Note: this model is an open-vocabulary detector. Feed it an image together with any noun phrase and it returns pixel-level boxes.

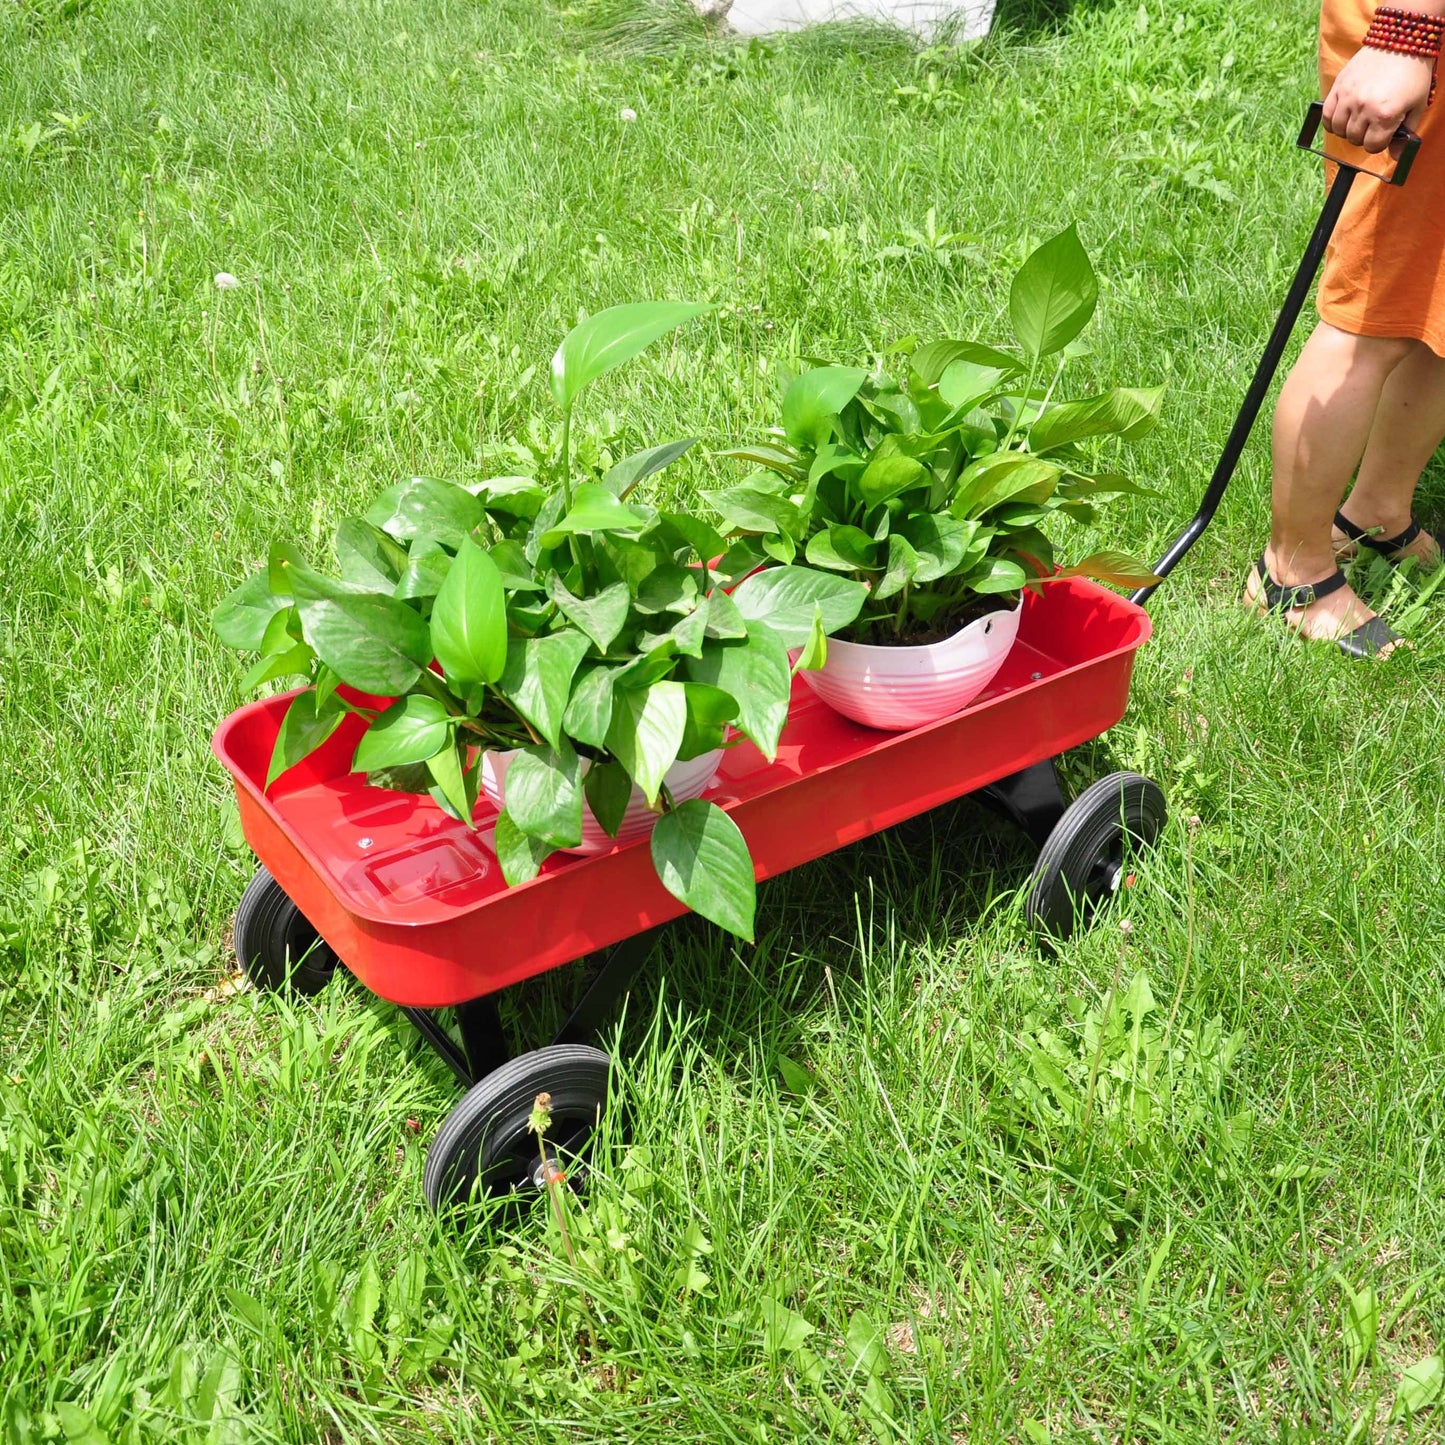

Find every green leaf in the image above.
[719,443,807,480]
[364,476,485,548]
[730,565,867,648]
[911,339,1019,386]
[606,682,687,807]
[289,568,432,694]
[662,600,709,659]
[856,441,929,507]
[268,540,308,596]
[897,514,980,585]
[487,538,542,591]
[470,475,545,518]
[651,800,755,940]
[967,557,1028,594]
[213,570,290,650]
[678,682,737,760]
[1052,550,1163,587]
[394,545,452,601]
[1010,224,1099,360]
[685,624,791,761]
[1028,386,1166,453]
[563,665,616,749]
[760,1296,814,1354]
[550,301,709,412]
[634,563,699,616]
[1392,1356,1444,1422]
[952,453,1061,518]
[703,587,748,640]
[425,739,478,823]
[496,629,593,750]
[658,511,727,567]
[336,518,409,590]
[776,1055,814,1095]
[781,365,870,448]
[805,525,880,573]
[493,809,551,884]
[1344,1285,1378,1377]
[352,695,452,773]
[540,484,649,547]
[702,485,804,538]
[791,605,828,674]
[267,689,345,788]
[583,760,632,838]
[874,534,920,601]
[503,743,583,849]
[430,538,507,687]
[240,642,314,691]
[550,576,631,652]
[603,438,698,497]
[937,358,1011,412]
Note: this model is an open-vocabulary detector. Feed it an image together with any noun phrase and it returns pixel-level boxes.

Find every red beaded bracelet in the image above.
[1364,6,1445,59]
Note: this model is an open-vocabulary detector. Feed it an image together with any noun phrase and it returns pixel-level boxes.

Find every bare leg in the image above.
[1246,321,1415,646]
[1336,340,1445,564]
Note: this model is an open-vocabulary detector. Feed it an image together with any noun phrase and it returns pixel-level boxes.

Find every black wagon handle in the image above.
[1129,105,1421,606]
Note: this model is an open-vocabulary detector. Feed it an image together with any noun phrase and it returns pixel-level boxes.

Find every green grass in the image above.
[5,0,1445,1438]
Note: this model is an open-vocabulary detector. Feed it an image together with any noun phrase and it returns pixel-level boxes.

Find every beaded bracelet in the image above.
[1364,6,1445,59]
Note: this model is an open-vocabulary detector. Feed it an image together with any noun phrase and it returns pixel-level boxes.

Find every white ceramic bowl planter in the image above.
[481,749,725,855]
[799,597,1022,731]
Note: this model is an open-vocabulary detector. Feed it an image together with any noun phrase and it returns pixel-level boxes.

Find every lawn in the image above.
[5,0,1445,1438]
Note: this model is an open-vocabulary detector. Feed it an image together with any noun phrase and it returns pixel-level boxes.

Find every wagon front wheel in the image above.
[424,1044,612,1212]
[233,867,338,995]
[1025,772,1166,941]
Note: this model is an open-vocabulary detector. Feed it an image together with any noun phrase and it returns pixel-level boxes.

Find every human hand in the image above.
[1323,46,1432,151]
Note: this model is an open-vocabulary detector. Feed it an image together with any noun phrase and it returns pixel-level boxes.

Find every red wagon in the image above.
[213,113,1413,1209]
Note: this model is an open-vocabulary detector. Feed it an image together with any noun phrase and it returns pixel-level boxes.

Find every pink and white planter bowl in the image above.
[480,748,725,855]
[799,597,1022,731]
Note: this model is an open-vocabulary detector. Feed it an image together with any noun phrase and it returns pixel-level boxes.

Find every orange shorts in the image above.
[1319,0,1445,355]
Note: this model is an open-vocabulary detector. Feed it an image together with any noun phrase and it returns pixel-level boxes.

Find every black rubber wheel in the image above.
[424,1044,611,1212]
[232,867,338,995]
[1024,772,1166,941]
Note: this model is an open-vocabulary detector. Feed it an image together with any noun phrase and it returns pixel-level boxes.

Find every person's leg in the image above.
[1246,320,1415,644]
[1335,340,1445,563]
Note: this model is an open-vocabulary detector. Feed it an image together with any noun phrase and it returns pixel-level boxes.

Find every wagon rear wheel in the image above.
[1025,772,1166,942]
[424,1045,611,1212]
[233,867,338,995]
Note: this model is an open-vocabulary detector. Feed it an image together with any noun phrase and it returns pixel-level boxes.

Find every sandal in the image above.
[1334,511,1444,566]
[1251,552,1401,660]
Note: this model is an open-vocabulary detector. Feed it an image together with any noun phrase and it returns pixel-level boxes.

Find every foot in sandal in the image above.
[1333,509,1444,568]
[1244,547,1403,659]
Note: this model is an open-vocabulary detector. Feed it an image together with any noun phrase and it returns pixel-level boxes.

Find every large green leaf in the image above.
[267,689,345,788]
[550,301,709,412]
[791,606,828,674]
[718,443,807,480]
[651,800,756,941]
[493,810,552,885]
[364,476,484,548]
[550,576,631,653]
[873,534,920,601]
[703,587,748,640]
[966,557,1028,594]
[678,683,737,760]
[352,695,452,773]
[952,454,1061,518]
[426,739,478,823]
[685,624,791,761]
[781,366,869,449]
[288,567,432,694]
[213,571,290,650]
[855,442,929,507]
[496,629,593,750]
[335,518,408,591]
[540,483,649,546]
[897,514,980,585]
[583,760,633,839]
[605,681,687,807]
[730,566,868,649]
[429,539,507,687]
[563,664,616,749]
[240,642,314,691]
[469,475,545,519]
[394,544,452,601]
[1009,224,1098,361]
[658,511,727,568]
[701,486,804,538]
[1028,386,1165,453]
[1051,550,1163,587]
[910,340,1019,387]
[503,742,583,849]
[805,525,881,573]
[603,438,698,498]
[937,359,1011,413]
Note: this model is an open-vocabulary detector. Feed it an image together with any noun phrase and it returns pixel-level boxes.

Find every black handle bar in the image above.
[1129,105,1421,606]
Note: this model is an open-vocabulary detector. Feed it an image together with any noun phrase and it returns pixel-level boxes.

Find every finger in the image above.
[1363,115,1398,152]
[1345,108,1372,147]
[1322,87,1341,131]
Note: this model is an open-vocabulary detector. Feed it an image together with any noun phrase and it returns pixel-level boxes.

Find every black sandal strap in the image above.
[1335,511,1423,555]
[1254,553,1349,613]
[1337,614,1402,659]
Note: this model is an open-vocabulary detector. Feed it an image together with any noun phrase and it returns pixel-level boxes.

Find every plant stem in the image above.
[1000,354,1040,454]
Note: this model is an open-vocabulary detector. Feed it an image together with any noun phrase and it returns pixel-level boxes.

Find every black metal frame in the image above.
[977,757,1068,848]
[1129,105,1421,607]
[402,927,665,1091]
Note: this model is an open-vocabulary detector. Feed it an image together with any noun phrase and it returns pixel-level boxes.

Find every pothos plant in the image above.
[706,226,1163,645]
[214,303,865,941]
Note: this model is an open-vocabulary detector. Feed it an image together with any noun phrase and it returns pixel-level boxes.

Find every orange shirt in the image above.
[1318,0,1445,354]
